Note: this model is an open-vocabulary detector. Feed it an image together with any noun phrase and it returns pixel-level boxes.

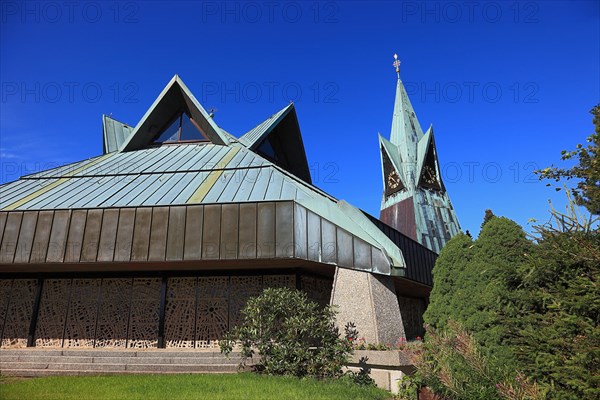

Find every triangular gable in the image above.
[415,126,432,181]
[379,134,406,186]
[240,103,312,184]
[238,104,291,147]
[102,115,133,154]
[119,75,229,151]
[416,126,444,191]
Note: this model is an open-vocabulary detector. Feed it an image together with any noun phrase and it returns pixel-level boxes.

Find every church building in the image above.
[0,58,458,355]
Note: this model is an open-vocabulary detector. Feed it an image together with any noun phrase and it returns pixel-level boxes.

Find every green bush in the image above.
[219,287,357,381]
[424,216,533,369]
[419,105,600,399]
[505,204,600,400]
[422,206,599,399]
[410,322,545,400]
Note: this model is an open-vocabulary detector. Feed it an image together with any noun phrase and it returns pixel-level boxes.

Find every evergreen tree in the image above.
[424,217,531,368]
[539,104,600,215]
[522,104,600,398]
[467,217,531,366]
[424,233,473,329]
[480,209,496,230]
[420,104,599,399]
[505,203,599,399]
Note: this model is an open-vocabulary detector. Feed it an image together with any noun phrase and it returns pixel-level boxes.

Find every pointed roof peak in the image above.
[239,103,311,184]
[390,74,423,147]
[239,103,294,147]
[118,75,230,151]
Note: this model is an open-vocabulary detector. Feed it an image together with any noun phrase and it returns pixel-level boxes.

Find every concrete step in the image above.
[0,348,253,377]
[1,355,242,365]
[0,349,239,357]
[1,362,244,373]
[1,355,95,363]
[0,349,65,356]
[1,369,241,377]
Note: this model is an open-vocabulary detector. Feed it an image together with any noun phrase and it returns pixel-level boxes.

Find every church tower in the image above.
[379,55,460,253]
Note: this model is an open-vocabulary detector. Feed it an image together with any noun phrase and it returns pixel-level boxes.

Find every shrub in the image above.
[505,200,600,399]
[409,322,545,400]
[219,287,356,381]
[424,217,533,369]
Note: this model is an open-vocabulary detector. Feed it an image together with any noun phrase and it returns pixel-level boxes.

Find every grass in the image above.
[0,373,392,400]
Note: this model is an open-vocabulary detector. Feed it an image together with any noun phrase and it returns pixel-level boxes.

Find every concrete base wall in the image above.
[330,267,405,345]
[346,350,415,394]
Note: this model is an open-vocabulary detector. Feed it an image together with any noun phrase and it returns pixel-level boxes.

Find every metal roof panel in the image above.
[0,179,57,208]
[108,174,162,207]
[247,168,272,201]
[103,115,133,154]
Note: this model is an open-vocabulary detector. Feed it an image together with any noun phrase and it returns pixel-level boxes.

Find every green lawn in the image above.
[0,373,391,400]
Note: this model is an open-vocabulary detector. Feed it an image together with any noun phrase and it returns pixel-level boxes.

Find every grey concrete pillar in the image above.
[330,267,405,345]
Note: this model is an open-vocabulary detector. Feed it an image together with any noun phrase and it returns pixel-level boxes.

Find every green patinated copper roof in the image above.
[103,115,133,154]
[0,74,425,276]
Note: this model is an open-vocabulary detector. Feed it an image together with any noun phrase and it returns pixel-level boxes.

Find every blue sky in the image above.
[1,0,598,236]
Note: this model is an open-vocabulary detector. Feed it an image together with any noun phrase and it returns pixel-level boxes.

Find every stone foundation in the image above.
[330,267,405,344]
[346,350,415,394]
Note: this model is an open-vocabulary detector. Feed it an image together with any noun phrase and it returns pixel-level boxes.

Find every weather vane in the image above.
[393,53,401,79]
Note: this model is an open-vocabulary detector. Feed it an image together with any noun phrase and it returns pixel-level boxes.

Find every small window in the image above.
[257,138,278,161]
[180,113,204,141]
[155,116,181,143]
[153,111,208,144]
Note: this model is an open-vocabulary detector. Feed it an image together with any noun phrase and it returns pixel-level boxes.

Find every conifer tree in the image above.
[480,209,495,230]
[423,233,473,329]
[539,104,600,215]
[506,222,599,399]
[424,216,531,368]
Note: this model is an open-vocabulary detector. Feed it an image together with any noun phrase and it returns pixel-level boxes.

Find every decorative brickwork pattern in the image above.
[1,279,37,348]
[229,276,262,329]
[35,279,71,347]
[264,275,295,290]
[196,277,229,348]
[0,280,13,345]
[127,278,161,349]
[165,277,197,348]
[63,279,101,347]
[397,296,426,340]
[301,275,333,307]
[0,273,311,348]
[95,278,132,348]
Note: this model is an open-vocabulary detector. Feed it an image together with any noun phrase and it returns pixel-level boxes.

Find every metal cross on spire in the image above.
[393,53,401,79]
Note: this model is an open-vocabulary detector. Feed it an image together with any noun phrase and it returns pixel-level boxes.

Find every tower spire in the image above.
[393,53,401,80]
[380,56,461,253]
